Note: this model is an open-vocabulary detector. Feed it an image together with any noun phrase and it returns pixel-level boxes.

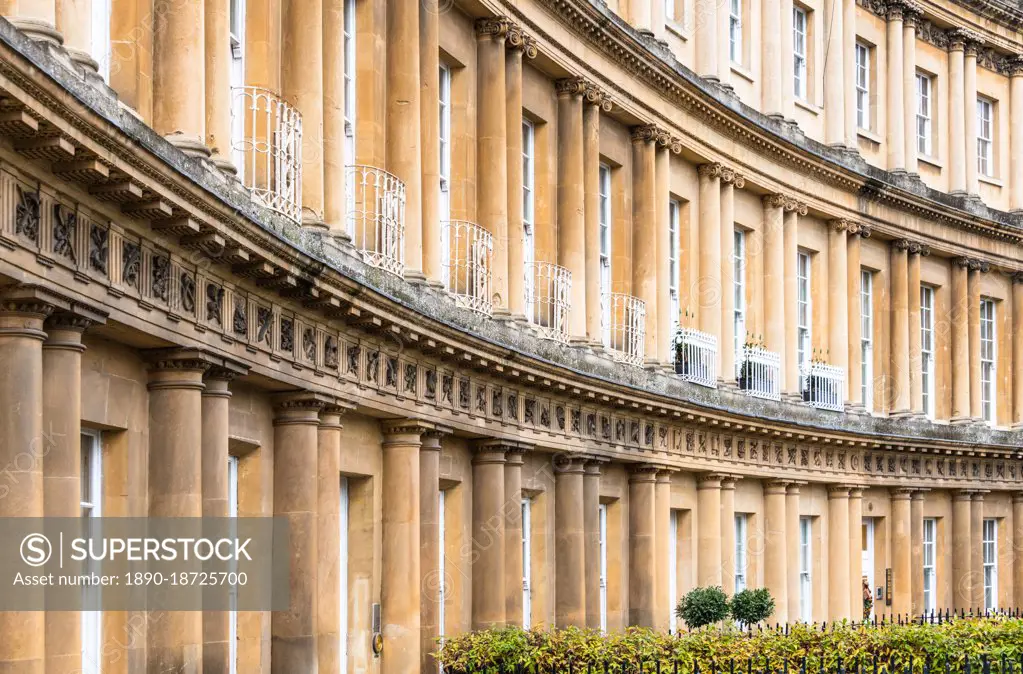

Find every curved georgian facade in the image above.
[0,0,1022,671]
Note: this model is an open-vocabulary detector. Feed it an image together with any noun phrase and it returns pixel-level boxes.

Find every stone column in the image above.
[890,240,911,415]
[823,0,845,147]
[583,85,609,346]
[761,0,783,118]
[654,470,673,631]
[556,78,587,342]
[890,488,912,617]
[847,225,866,409]
[952,490,973,611]
[783,201,804,395]
[780,0,795,120]
[323,0,348,235]
[763,194,786,375]
[380,419,431,674]
[910,491,924,616]
[720,170,743,381]
[656,143,673,364]
[697,475,723,587]
[1013,275,1023,426]
[848,488,863,621]
[1013,493,1023,606]
[720,476,737,597]
[204,0,234,173]
[1010,59,1023,211]
[828,221,849,400]
[695,0,719,82]
[203,367,246,673]
[471,440,508,629]
[555,456,586,627]
[828,486,851,620]
[949,33,968,195]
[631,0,653,34]
[633,126,660,362]
[146,350,211,673]
[968,261,985,421]
[970,493,985,610]
[505,29,533,319]
[903,8,920,175]
[152,0,209,157]
[43,310,99,674]
[951,258,971,422]
[908,245,925,415]
[844,0,858,148]
[8,0,61,42]
[56,0,95,70]
[476,17,509,310]
[629,465,658,627]
[504,445,528,628]
[317,403,351,674]
[583,459,603,629]
[765,481,789,624]
[386,0,423,261]
[420,429,444,673]
[271,393,325,673]
[786,484,802,622]
[697,164,722,352]
[965,38,980,197]
[420,0,442,274]
[885,1,905,171]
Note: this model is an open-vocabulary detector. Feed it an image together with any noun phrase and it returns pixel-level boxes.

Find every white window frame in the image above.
[977,97,994,178]
[522,119,536,275]
[228,455,240,674]
[980,298,996,424]
[916,73,932,156]
[860,269,873,413]
[799,516,812,622]
[598,164,612,347]
[797,251,812,383]
[669,200,680,336]
[855,42,870,130]
[91,0,111,81]
[343,0,356,165]
[81,430,103,674]
[982,518,997,611]
[521,497,532,628]
[340,475,349,674]
[920,286,935,419]
[733,229,746,374]
[668,510,678,632]
[229,0,247,173]
[793,7,808,100]
[922,517,936,615]
[729,0,742,64]
[598,504,608,632]
[438,65,452,225]
[665,0,679,23]
[734,514,748,592]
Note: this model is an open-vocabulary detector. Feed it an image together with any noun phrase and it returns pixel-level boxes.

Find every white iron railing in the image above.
[525,261,572,342]
[737,346,782,401]
[442,220,493,316]
[801,362,845,411]
[601,293,646,366]
[346,165,406,277]
[671,328,718,388]
[231,86,302,223]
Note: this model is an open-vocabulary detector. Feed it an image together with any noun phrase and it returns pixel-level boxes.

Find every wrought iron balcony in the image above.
[231,86,302,224]
[601,293,646,367]
[346,165,406,277]
[737,345,782,401]
[671,327,718,388]
[801,361,845,411]
[524,261,572,343]
[442,219,493,316]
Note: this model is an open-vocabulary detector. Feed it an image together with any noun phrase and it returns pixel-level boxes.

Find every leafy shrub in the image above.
[730,588,775,627]
[675,586,730,629]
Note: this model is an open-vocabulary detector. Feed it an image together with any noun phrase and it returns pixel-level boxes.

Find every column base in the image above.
[569,336,593,351]
[65,47,99,74]
[889,409,913,418]
[949,415,974,425]
[210,155,239,178]
[301,213,328,231]
[165,134,213,159]
[403,270,428,284]
[845,403,868,415]
[9,17,63,46]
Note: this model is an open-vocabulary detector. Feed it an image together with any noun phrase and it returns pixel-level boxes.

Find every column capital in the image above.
[902,3,923,27]
[908,241,931,256]
[145,347,224,374]
[891,487,914,500]
[697,162,724,179]
[631,123,664,145]
[318,399,358,429]
[696,472,733,489]
[970,490,988,502]
[783,197,808,215]
[43,301,107,350]
[584,456,609,476]
[381,418,435,439]
[656,467,677,484]
[471,439,512,465]
[204,357,250,383]
[948,28,984,55]
[555,77,588,97]
[827,484,851,499]
[0,283,74,324]
[893,238,912,251]
[1011,272,1023,284]
[1013,492,1023,504]
[953,489,975,502]
[475,16,510,40]
[505,24,538,59]
[762,193,788,209]
[420,425,453,452]
[786,482,805,495]
[553,453,588,474]
[968,258,990,273]
[1006,55,1023,77]
[720,474,739,489]
[720,167,745,188]
[954,256,973,269]
[583,83,614,112]
[628,462,661,482]
[885,0,907,21]
[273,391,332,425]
[829,218,853,233]
[848,487,864,499]
[910,489,927,501]
[765,480,791,495]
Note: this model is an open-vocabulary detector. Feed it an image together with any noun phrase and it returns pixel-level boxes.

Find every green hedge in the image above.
[435,618,1023,673]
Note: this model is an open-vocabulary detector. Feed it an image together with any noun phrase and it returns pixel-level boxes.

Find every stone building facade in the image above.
[0,0,1022,672]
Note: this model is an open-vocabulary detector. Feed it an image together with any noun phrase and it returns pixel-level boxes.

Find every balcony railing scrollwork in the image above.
[524,261,572,342]
[346,165,406,277]
[231,86,303,224]
[671,327,718,388]
[801,362,845,412]
[442,220,493,316]
[601,293,646,367]
[737,346,782,401]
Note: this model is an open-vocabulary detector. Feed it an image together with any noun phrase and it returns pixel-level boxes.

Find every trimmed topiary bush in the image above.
[675,586,730,629]
[730,587,775,627]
